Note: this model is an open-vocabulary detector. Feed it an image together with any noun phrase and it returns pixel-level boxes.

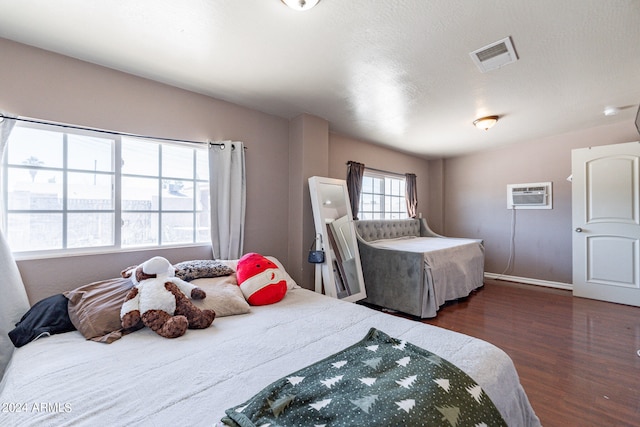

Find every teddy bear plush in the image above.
[120,256,215,338]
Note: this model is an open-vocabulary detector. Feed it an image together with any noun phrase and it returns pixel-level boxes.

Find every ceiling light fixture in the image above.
[281,0,320,11]
[603,106,619,116]
[473,115,499,131]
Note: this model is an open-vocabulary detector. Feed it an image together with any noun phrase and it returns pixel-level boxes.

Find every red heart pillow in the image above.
[236,253,288,305]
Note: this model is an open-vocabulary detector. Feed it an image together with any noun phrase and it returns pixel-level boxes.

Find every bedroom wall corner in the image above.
[442,120,638,285]
[287,114,329,290]
[426,158,445,234]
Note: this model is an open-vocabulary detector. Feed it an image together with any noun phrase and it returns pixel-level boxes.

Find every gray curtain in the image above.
[0,115,31,379]
[405,173,418,218]
[346,161,365,220]
[209,141,246,260]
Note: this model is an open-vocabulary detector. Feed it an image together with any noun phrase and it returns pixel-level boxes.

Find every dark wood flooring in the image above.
[407,279,640,426]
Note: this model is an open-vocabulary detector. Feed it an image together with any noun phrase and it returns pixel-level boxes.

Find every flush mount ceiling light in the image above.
[473,115,499,131]
[603,106,620,116]
[281,0,320,11]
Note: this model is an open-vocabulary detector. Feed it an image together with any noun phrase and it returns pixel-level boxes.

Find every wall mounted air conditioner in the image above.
[507,182,552,209]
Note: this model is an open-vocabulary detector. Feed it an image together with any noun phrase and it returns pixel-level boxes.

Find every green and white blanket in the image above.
[222,328,506,427]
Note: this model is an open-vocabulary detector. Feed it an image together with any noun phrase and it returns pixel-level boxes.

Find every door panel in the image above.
[587,236,637,287]
[572,141,640,306]
[587,156,638,223]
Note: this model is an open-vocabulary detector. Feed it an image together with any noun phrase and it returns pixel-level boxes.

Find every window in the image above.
[2,122,210,255]
[358,171,408,219]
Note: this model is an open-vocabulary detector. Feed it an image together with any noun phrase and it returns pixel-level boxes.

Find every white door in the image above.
[572,141,640,306]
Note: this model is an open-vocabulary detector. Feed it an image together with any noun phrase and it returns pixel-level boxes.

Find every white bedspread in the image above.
[0,288,539,427]
[370,237,485,317]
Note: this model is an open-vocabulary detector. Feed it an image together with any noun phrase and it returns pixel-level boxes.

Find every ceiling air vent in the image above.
[470,36,518,73]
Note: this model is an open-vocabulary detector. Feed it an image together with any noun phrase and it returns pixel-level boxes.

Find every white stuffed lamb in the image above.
[120,256,215,338]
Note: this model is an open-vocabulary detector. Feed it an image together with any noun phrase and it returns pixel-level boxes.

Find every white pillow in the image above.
[190,275,250,317]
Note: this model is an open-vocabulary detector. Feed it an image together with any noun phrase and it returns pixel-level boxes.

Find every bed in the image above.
[0,261,539,427]
[355,219,485,318]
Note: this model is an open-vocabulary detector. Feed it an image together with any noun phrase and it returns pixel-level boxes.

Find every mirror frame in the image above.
[308,176,367,302]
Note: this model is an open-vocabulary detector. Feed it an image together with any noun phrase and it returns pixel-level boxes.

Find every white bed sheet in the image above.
[0,288,539,427]
[370,237,485,317]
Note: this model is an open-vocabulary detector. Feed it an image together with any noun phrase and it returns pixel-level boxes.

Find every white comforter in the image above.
[0,288,540,427]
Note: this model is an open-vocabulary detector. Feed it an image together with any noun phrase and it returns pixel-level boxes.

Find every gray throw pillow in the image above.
[174,260,235,282]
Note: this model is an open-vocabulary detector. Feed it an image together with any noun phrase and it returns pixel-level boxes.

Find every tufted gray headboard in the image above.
[354,218,441,242]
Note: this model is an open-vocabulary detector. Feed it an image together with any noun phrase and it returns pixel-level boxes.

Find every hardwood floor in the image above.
[412,279,640,427]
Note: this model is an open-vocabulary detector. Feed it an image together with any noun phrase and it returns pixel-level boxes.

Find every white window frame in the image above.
[358,170,408,220]
[2,122,210,257]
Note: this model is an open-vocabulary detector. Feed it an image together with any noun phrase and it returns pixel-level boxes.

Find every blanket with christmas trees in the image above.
[222,328,506,427]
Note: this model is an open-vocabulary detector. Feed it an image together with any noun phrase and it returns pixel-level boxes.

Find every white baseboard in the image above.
[484,272,573,291]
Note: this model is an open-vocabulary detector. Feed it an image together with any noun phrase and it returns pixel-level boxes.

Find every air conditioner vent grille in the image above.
[512,194,545,205]
[513,186,546,192]
[507,182,552,210]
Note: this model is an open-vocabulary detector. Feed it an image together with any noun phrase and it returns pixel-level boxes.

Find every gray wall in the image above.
[288,114,330,291]
[3,36,639,300]
[2,38,430,301]
[0,38,291,302]
[439,121,638,284]
[328,133,434,228]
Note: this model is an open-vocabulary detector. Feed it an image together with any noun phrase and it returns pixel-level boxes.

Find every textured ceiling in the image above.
[0,0,639,158]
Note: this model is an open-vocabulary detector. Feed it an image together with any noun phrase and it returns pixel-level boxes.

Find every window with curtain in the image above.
[358,171,408,219]
[2,122,210,255]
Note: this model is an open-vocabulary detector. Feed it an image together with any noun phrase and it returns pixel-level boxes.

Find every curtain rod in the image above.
[0,113,228,148]
[346,161,405,178]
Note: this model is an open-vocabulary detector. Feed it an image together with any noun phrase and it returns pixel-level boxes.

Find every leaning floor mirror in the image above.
[308,176,367,302]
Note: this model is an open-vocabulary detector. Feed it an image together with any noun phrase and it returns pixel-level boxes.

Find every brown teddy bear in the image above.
[120,256,215,338]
